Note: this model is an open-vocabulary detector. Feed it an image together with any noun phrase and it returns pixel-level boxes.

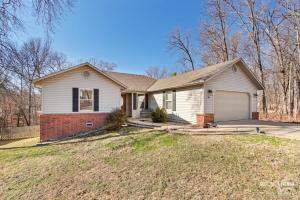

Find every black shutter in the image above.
[163,91,166,108]
[145,94,148,109]
[94,89,99,111]
[133,93,137,110]
[72,88,79,112]
[172,90,176,111]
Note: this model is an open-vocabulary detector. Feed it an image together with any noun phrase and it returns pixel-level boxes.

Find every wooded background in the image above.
[1,0,300,128]
[152,0,300,122]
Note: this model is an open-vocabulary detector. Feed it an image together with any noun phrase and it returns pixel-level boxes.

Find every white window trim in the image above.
[165,91,173,110]
[79,88,94,112]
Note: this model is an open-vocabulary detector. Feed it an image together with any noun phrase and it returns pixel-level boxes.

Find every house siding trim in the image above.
[41,66,122,114]
[149,85,204,124]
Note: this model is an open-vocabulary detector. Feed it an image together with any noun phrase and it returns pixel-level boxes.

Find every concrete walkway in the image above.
[217,120,300,140]
[127,118,191,129]
[128,118,300,140]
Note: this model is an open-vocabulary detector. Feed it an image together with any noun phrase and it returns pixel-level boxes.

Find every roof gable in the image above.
[34,58,264,91]
[147,58,264,91]
[203,59,264,90]
[33,63,127,88]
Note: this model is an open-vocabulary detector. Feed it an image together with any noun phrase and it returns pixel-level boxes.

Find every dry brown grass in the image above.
[260,111,300,124]
[1,129,300,199]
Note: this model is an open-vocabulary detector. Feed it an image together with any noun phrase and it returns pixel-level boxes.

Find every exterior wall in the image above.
[41,66,122,114]
[149,86,204,124]
[204,64,258,117]
[252,112,259,120]
[196,114,214,126]
[40,113,107,142]
[149,92,163,110]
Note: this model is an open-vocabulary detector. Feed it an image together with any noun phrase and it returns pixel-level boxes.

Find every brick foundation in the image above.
[196,114,214,126]
[252,112,259,120]
[40,113,108,142]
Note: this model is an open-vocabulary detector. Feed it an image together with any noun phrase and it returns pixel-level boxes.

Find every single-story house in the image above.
[34,58,264,141]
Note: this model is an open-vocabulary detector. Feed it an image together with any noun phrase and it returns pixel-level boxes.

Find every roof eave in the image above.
[147,81,204,92]
[122,89,148,93]
[33,63,127,89]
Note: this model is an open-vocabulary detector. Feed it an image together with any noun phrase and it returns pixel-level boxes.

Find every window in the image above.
[80,89,93,111]
[165,91,173,109]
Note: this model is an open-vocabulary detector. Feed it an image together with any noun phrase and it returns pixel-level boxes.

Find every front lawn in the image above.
[1,129,300,199]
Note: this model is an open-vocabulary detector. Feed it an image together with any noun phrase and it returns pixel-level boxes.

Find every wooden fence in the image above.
[0,125,40,140]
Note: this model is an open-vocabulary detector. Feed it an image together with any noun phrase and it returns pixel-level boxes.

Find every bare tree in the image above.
[200,0,239,64]
[145,66,170,79]
[75,58,117,71]
[169,29,195,71]
[86,58,117,71]
[165,0,300,121]
[278,0,300,119]
[0,0,73,87]
[225,0,268,113]
[0,0,73,36]
[8,38,67,126]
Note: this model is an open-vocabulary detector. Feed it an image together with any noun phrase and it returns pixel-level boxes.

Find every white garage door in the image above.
[214,91,250,122]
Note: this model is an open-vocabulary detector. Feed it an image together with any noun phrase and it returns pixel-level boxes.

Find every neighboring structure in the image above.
[34,58,264,141]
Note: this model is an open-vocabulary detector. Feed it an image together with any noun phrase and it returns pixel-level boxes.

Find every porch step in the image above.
[140,110,151,118]
[127,118,162,129]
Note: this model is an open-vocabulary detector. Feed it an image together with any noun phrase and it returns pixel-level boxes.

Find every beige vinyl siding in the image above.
[149,92,163,110]
[41,66,122,114]
[149,86,204,124]
[204,64,258,115]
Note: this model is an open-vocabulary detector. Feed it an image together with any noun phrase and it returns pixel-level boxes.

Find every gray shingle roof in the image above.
[147,58,242,91]
[103,71,156,92]
[34,58,263,92]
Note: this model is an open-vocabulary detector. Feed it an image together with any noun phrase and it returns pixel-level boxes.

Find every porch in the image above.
[121,92,151,118]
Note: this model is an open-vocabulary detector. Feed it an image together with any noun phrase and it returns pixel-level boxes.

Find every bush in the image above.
[106,109,127,131]
[151,107,168,123]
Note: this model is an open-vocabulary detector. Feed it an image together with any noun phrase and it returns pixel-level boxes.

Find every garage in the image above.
[214,91,250,122]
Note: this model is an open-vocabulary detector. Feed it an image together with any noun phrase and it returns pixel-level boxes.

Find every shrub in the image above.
[106,109,127,131]
[151,107,168,123]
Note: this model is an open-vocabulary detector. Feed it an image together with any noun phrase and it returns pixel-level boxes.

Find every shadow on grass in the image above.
[0,128,151,150]
[0,129,256,151]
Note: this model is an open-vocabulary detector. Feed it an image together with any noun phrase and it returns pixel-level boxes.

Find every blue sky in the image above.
[18,0,208,74]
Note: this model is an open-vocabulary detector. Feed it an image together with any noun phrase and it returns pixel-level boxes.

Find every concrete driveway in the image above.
[217,120,300,140]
